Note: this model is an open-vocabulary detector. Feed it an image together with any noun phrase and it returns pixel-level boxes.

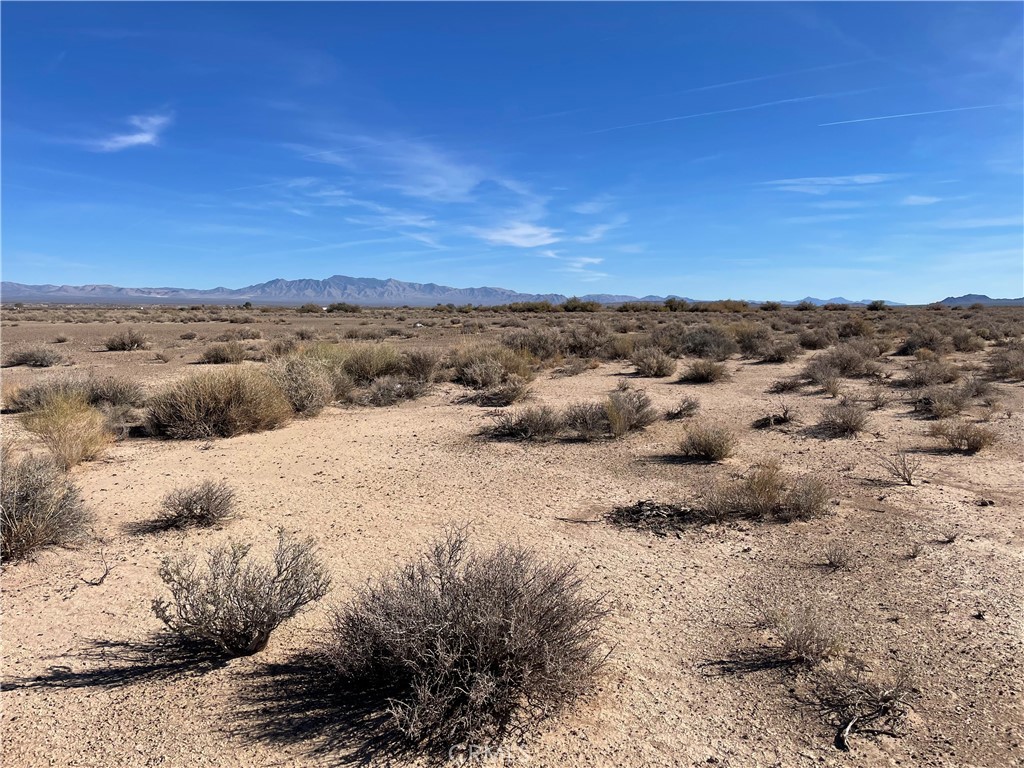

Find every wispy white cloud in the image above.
[812,200,870,210]
[576,215,628,244]
[763,173,900,195]
[473,222,560,248]
[819,103,1015,127]
[571,195,614,215]
[901,195,942,206]
[935,216,1023,229]
[89,112,173,152]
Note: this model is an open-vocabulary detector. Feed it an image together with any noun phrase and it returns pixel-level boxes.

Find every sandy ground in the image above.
[2,316,1023,768]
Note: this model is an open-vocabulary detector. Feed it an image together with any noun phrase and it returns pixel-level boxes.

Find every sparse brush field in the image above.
[1,301,1022,767]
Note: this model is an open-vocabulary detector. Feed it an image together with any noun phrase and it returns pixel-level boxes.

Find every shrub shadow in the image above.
[3,635,226,691]
[232,653,417,766]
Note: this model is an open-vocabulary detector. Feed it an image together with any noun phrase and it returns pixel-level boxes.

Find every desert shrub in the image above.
[818,401,869,436]
[605,388,658,437]
[53,334,69,343]
[812,660,916,750]
[236,327,262,340]
[679,421,735,461]
[488,405,562,440]
[402,349,441,382]
[760,341,800,363]
[152,531,330,657]
[147,368,292,439]
[322,528,605,754]
[20,394,113,468]
[732,322,773,358]
[327,302,362,313]
[180,331,199,340]
[914,385,968,419]
[928,420,998,453]
[266,337,299,357]
[768,377,805,393]
[157,480,236,529]
[798,328,837,350]
[1,449,90,561]
[896,326,949,356]
[502,327,563,361]
[988,342,1024,381]
[905,359,960,388]
[761,301,782,312]
[705,465,828,523]
[772,604,840,665]
[268,357,333,416]
[631,346,676,377]
[7,373,144,413]
[3,346,64,368]
[683,325,738,360]
[665,396,701,420]
[951,329,985,353]
[837,316,874,339]
[343,344,405,385]
[472,375,533,407]
[877,444,922,486]
[679,360,729,383]
[602,333,637,360]
[562,320,610,357]
[297,343,355,399]
[360,375,431,406]
[822,542,852,571]
[105,328,150,351]
[809,342,881,379]
[563,402,610,440]
[201,341,246,364]
[451,346,534,389]
[294,327,317,341]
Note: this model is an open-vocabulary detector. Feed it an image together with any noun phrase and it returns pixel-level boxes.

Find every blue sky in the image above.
[2,2,1022,302]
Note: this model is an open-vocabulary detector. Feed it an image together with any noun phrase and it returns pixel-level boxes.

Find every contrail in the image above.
[820,103,1015,126]
[588,89,876,135]
[659,59,871,97]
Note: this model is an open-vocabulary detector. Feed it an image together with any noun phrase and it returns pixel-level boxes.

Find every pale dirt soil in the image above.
[1,313,1022,768]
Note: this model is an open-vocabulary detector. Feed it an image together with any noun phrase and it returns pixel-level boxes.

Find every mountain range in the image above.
[0,274,1015,307]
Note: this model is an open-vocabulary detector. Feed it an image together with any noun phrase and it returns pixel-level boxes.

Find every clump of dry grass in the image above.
[771,603,841,665]
[343,344,406,384]
[360,375,432,407]
[679,421,735,461]
[563,402,609,440]
[147,368,293,439]
[818,400,869,437]
[20,394,114,468]
[6,372,144,413]
[605,387,658,437]
[1,448,90,561]
[822,542,852,571]
[679,360,730,383]
[665,396,700,420]
[267,357,334,416]
[631,346,676,377]
[156,480,236,529]
[471,374,533,407]
[105,328,150,351]
[488,405,562,440]
[2,345,64,368]
[451,345,535,389]
[928,420,998,453]
[201,341,247,364]
[322,527,605,755]
[152,530,330,657]
[704,462,830,522]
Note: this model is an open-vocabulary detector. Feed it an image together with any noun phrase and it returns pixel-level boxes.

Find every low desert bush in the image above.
[928,420,998,453]
[563,402,610,440]
[322,528,605,754]
[665,396,701,420]
[605,388,658,437]
[679,421,735,461]
[988,342,1024,381]
[896,326,949,356]
[818,401,869,437]
[631,346,676,377]
[704,462,829,522]
[488,405,562,440]
[772,604,841,665]
[562,319,610,357]
[157,480,236,529]
[733,322,774,358]
[268,357,333,416]
[951,329,985,353]
[682,325,738,360]
[3,346,64,368]
[679,360,730,383]
[905,359,960,388]
[402,349,441,382]
[1,449,90,561]
[360,375,432,407]
[105,328,150,351]
[914,385,968,419]
[343,344,405,385]
[822,542,852,571]
[147,368,292,439]
[501,327,563,361]
[472,375,533,407]
[812,660,916,750]
[877,443,922,486]
[201,341,247,364]
[451,346,535,389]
[153,530,330,656]
[20,394,113,468]
[798,327,837,350]
[7,373,144,413]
